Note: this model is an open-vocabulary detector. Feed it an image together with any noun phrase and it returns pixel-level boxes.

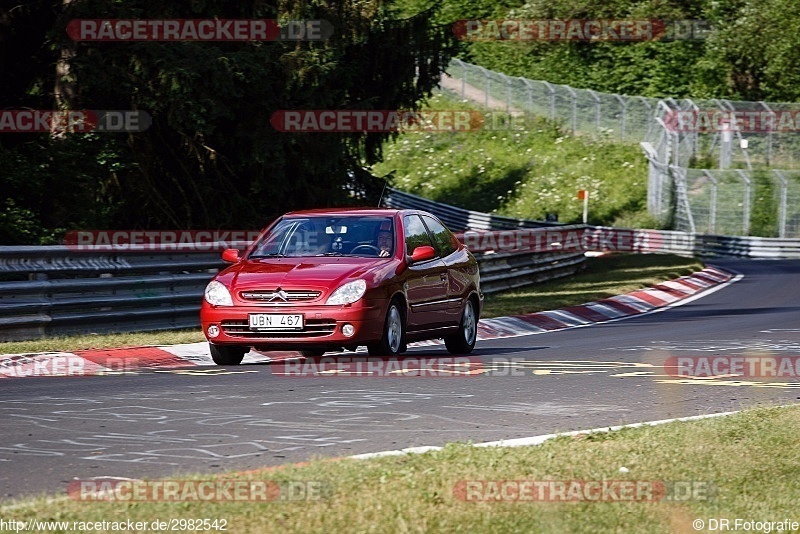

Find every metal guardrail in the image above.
[0,248,222,341]
[3,227,800,341]
[382,187,562,231]
[477,250,586,293]
[3,191,800,341]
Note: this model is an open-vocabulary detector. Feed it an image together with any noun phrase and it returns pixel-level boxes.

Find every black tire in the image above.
[444,298,478,355]
[209,343,246,365]
[367,299,406,356]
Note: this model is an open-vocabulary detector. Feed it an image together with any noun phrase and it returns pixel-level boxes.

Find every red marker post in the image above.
[577,189,589,223]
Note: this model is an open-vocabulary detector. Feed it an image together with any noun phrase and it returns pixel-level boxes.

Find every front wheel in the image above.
[368,300,406,356]
[209,343,247,365]
[444,299,478,355]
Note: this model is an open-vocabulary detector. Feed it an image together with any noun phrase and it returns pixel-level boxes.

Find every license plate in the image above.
[248,313,304,331]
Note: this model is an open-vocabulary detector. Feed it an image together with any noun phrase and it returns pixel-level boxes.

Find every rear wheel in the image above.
[445,298,478,355]
[368,300,406,356]
[209,343,246,365]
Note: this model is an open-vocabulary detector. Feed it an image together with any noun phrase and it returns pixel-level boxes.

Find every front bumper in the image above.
[200,299,387,349]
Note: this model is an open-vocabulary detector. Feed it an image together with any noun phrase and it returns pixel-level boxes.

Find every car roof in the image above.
[283,207,408,217]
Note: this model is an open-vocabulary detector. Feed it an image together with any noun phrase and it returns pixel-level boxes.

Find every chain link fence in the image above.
[443,59,800,237]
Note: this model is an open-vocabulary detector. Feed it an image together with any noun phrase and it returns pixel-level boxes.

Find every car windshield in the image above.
[249,215,395,258]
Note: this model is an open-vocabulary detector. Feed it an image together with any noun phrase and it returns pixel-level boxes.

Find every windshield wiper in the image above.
[315,252,345,256]
[250,253,286,258]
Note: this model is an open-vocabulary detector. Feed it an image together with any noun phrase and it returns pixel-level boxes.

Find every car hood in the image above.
[222,257,386,290]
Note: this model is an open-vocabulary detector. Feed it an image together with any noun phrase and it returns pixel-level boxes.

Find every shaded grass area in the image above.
[0,254,703,355]
[4,405,799,532]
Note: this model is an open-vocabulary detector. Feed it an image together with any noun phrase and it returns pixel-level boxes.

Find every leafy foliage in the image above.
[0,0,458,242]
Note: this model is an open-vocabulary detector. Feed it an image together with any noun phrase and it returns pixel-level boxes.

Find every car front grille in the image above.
[221,319,337,338]
[239,290,321,302]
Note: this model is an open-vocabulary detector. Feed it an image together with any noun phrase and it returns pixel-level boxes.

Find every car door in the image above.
[402,214,449,331]
[420,214,467,325]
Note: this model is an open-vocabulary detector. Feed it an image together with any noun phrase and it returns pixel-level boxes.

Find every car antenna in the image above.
[377,182,388,207]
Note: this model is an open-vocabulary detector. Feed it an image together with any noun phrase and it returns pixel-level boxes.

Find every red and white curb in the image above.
[0,266,736,379]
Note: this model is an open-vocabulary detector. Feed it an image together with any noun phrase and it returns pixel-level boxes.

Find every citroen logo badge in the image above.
[269,289,289,302]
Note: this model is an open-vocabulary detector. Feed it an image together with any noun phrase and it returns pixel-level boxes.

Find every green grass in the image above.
[4,405,799,532]
[0,329,205,355]
[481,253,703,318]
[371,92,653,227]
[0,253,702,355]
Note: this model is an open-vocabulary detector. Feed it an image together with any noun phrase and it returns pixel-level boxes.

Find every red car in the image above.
[200,208,482,365]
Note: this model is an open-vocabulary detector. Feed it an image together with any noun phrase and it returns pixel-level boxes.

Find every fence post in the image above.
[477,66,490,108]
[682,98,699,164]
[641,97,654,140]
[519,77,533,114]
[759,101,773,167]
[614,94,626,139]
[736,170,752,236]
[773,169,788,238]
[702,170,718,234]
[505,77,511,113]
[564,85,577,133]
[588,89,601,132]
[542,81,555,120]
[459,59,466,100]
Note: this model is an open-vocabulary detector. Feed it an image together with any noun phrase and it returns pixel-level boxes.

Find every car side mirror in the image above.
[221,249,241,263]
[409,245,435,263]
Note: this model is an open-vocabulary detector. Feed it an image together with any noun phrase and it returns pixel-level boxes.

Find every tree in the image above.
[52,0,459,229]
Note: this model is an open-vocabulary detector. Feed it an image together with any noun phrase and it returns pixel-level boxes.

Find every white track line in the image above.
[349,410,741,460]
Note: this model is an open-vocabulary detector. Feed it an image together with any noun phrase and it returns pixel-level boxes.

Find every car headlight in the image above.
[326,279,367,305]
[205,280,234,306]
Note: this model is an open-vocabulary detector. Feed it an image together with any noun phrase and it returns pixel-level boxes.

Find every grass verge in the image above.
[482,252,704,318]
[3,405,799,532]
[0,253,704,355]
[370,92,655,228]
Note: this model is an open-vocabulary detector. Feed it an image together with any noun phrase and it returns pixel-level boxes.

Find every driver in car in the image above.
[377,230,393,257]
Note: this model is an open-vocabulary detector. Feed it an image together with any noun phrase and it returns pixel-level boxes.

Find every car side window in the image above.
[403,215,434,256]
[421,215,457,257]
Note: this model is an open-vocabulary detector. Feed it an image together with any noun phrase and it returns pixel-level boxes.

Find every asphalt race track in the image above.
[2,259,799,499]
